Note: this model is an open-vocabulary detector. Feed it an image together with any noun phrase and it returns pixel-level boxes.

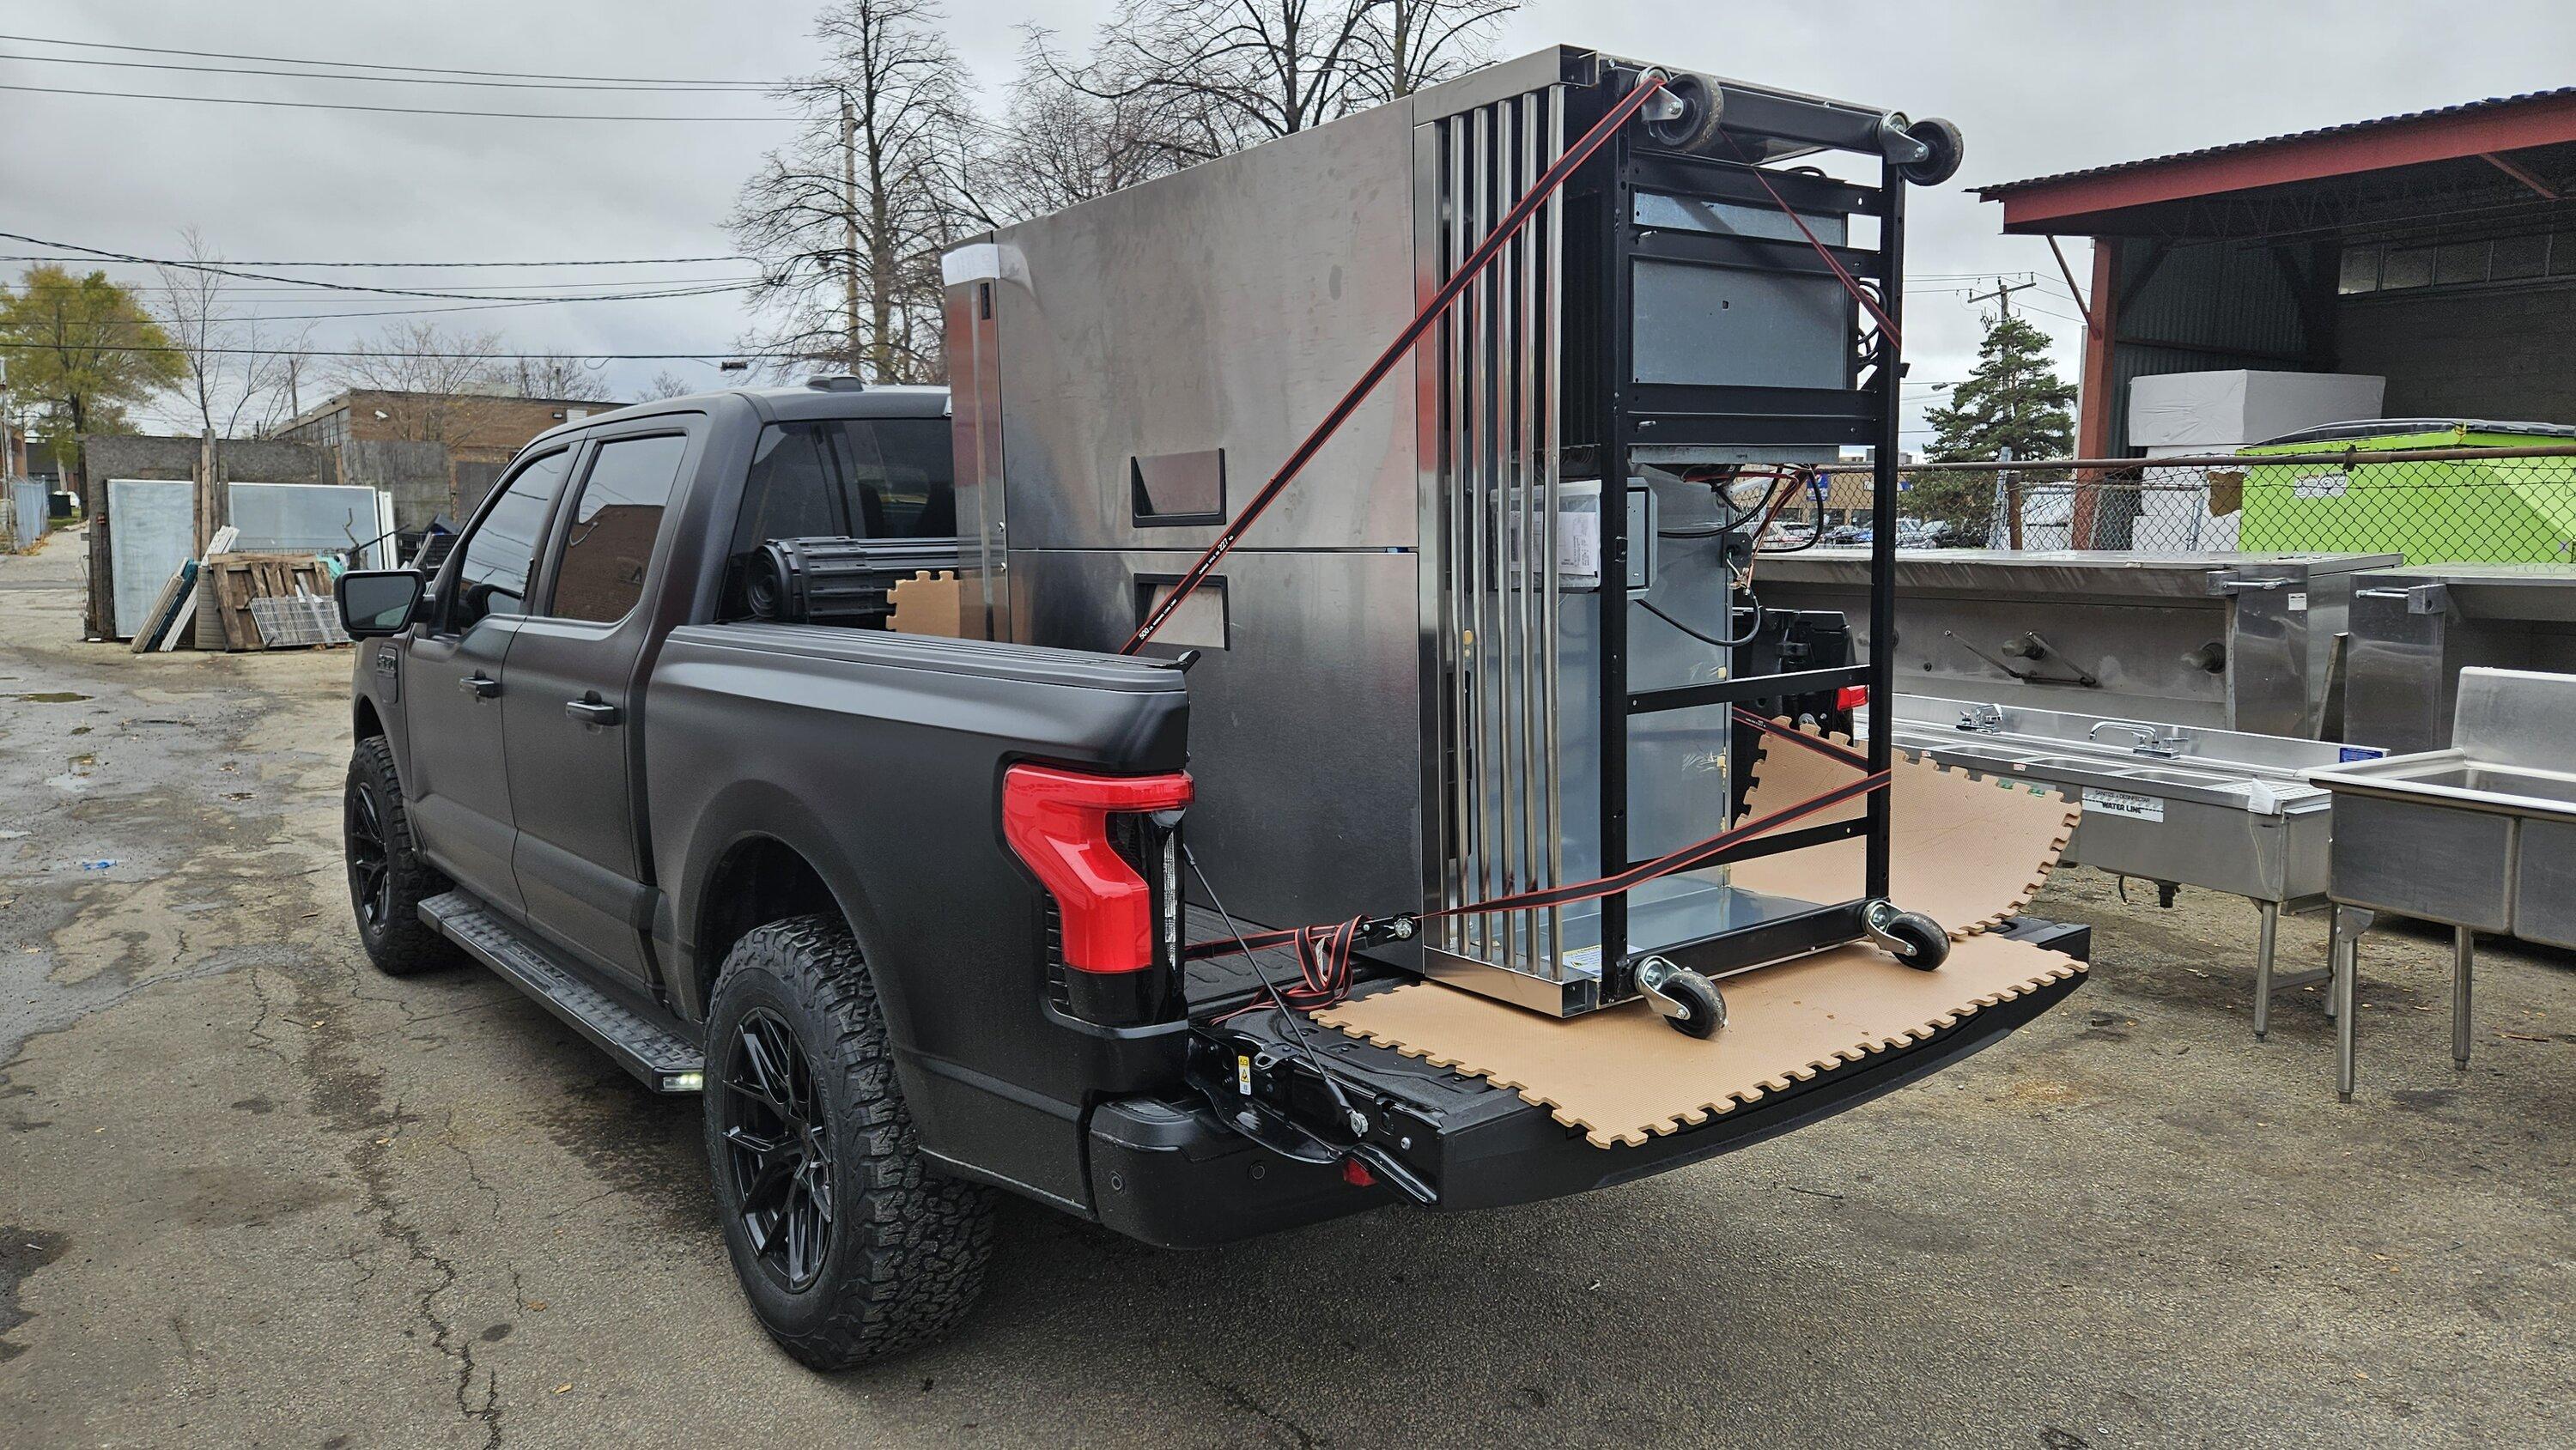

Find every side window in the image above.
[450,449,570,631]
[730,423,848,556]
[843,419,955,537]
[550,434,689,624]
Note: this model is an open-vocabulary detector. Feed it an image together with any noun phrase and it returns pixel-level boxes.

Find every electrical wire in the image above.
[0,252,753,269]
[0,82,787,121]
[2,229,759,301]
[0,50,777,92]
[1642,595,1762,650]
[1182,845,1360,1119]
[0,33,775,86]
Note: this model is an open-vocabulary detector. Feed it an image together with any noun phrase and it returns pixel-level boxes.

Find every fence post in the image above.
[1992,446,2019,549]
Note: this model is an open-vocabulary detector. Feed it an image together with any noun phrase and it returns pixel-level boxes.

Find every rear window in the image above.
[732,418,955,555]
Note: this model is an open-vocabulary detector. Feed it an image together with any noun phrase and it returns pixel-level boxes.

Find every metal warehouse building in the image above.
[1980,88,2576,458]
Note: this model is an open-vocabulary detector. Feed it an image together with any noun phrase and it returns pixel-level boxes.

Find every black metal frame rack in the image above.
[1572,73,1910,1005]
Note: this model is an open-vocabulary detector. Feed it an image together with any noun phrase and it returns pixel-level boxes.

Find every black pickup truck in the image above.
[335,379,2086,1368]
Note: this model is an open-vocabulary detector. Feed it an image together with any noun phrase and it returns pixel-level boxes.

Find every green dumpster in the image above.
[2239,419,2576,564]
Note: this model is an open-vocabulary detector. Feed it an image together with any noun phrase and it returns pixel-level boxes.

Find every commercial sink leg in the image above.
[2452,925,2474,1071]
[2332,906,2371,1101]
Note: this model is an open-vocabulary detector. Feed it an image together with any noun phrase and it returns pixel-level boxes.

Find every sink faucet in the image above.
[2089,720,2190,758]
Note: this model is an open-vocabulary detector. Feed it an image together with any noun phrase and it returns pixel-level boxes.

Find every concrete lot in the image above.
[3,529,2571,1449]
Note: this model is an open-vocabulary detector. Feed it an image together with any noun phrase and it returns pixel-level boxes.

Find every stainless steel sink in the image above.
[1865,694,2360,1041]
[2305,667,2576,1100]
[2336,762,2576,814]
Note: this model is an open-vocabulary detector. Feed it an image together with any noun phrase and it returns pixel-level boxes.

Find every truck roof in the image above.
[519,379,951,451]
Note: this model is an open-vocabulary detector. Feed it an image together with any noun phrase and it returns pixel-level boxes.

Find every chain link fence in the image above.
[1803,446,2576,561]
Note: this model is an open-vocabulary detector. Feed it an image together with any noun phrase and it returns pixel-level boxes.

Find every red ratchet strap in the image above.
[1190,715,1884,997]
[1121,74,1671,655]
[1720,132,1900,347]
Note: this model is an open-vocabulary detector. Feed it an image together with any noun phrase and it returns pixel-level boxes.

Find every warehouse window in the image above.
[2342,235,2569,296]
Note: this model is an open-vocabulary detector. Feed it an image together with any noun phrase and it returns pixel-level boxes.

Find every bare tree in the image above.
[639,369,698,400]
[152,228,311,452]
[728,0,969,384]
[957,33,1200,225]
[335,320,508,445]
[501,355,617,403]
[1033,0,1518,162]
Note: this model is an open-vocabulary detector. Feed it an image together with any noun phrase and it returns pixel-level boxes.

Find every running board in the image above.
[419,891,704,1093]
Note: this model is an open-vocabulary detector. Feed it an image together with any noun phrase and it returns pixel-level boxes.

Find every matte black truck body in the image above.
[345,382,2087,1267]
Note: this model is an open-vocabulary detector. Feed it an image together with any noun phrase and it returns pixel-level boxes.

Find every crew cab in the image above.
[335,379,2087,1368]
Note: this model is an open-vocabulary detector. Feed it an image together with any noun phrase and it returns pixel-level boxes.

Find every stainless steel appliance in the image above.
[2308,667,2576,1098]
[2344,563,2576,753]
[1862,694,2366,1037]
[1757,550,2400,739]
[942,46,1966,1022]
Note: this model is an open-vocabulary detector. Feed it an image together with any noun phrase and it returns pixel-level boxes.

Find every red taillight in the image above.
[1835,684,1869,713]
[1001,764,1192,974]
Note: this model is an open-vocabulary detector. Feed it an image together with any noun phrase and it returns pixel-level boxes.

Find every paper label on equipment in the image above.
[1558,511,1601,580]
[2082,787,2166,822]
[2293,470,2348,499]
[2287,591,2309,612]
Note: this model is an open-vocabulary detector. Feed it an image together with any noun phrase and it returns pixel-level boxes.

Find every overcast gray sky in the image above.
[5,1,2572,443]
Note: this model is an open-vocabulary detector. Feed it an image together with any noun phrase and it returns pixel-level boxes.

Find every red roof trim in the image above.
[1987,91,2576,231]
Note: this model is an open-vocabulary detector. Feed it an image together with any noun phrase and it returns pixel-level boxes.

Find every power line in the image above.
[10,271,764,294]
[0,252,751,269]
[0,50,775,92]
[0,32,774,86]
[2,230,762,301]
[38,344,799,361]
[0,81,787,121]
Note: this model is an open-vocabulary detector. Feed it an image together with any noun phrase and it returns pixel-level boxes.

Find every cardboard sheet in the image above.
[1727,726,2079,940]
[1314,933,2085,1148]
[889,570,963,637]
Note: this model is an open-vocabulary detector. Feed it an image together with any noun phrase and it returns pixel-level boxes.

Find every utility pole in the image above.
[841,88,864,378]
[1966,277,2038,549]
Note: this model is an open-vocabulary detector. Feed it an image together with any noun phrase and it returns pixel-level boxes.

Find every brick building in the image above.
[273,387,624,525]
[275,387,616,464]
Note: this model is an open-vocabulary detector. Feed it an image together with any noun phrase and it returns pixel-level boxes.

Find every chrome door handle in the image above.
[564,698,623,726]
[459,674,501,699]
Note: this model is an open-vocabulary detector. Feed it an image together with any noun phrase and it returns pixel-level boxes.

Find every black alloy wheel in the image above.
[720,1007,838,1291]
[345,784,394,935]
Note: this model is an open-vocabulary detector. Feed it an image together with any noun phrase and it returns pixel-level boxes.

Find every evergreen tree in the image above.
[1909,309,2075,542]
[1923,311,2075,463]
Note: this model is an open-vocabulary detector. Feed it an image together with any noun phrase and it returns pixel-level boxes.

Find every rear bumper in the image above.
[1086,920,2088,1247]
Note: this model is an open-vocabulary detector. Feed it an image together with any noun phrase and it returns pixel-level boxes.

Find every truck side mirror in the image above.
[339,570,426,637]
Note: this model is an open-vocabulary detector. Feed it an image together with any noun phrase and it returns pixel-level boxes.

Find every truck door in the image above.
[502,424,695,985]
[403,446,574,915]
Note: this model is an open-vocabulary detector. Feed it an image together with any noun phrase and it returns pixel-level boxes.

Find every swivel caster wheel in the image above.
[1637,956,1727,1039]
[1864,901,1950,971]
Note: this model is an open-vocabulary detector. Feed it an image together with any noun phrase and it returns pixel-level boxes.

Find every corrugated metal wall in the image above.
[2111,240,2333,453]
[2098,240,2333,544]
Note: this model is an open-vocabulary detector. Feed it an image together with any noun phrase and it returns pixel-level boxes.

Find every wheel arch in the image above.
[668,778,889,1026]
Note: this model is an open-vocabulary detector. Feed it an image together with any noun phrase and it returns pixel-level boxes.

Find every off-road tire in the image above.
[343,736,459,976]
[703,916,997,1369]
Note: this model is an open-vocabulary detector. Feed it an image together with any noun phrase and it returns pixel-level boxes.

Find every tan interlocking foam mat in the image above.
[1727,725,2080,939]
[1315,934,2086,1148]
[1305,723,2084,1148]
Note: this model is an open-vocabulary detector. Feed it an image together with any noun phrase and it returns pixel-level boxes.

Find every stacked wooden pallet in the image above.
[202,553,345,651]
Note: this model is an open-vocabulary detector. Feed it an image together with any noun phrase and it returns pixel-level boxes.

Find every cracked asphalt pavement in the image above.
[3,528,2573,1447]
